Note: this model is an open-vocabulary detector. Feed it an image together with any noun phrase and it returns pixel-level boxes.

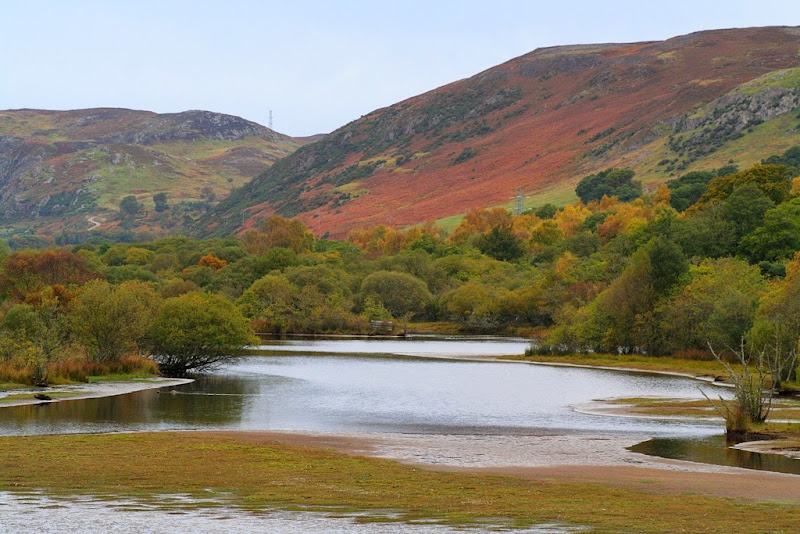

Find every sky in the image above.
[2,1,800,136]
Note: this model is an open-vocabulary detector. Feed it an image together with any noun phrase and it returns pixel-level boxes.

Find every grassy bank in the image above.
[1,432,799,533]
[0,355,159,389]
[606,397,800,420]
[518,353,737,378]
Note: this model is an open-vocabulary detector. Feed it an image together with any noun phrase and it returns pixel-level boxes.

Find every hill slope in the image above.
[0,108,304,236]
[207,26,800,238]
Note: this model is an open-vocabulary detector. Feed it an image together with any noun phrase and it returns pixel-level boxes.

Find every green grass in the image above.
[607,397,800,421]
[87,374,159,383]
[518,353,732,377]
[733,67,800,95]
[0,391,82,404]
[1,432,799,533]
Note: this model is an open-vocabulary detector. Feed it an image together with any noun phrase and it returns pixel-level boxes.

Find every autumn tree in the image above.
[0,249,103,302]
[449,208,512,245]
[696,164,794,208]
[0,287,71,385]
[70,280,162,363]
[198,253,228,271]
[241,215,315,255]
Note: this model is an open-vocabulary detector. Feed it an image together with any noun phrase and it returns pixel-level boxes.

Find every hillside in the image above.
[0,108,305,237]
[207,26,800,238]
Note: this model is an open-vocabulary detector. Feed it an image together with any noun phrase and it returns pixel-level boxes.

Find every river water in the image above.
[0,336,723,437]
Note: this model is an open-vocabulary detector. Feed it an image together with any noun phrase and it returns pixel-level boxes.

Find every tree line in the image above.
[1,147,799,385]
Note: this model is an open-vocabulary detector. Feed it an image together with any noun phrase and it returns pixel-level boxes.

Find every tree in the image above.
[475,225,526,262]
[576,168,641,204]
[241,215,315,254]
[148,292,256,376]
[739,199,800,262]
[661,258,765,354]
[119,195,142,218]
[0,249,103,302]
[360,271,432,318]
[534,204,558,219]
[236,274,297,328]
[667,171,715,212]
[0,288,71,385]
[747,253,800,383]
[582,237,686,353]
[153,192,169,212]
[697,164,794,208]
[198,253,228,271]
[720,183,774,242]
[70,280,161,363]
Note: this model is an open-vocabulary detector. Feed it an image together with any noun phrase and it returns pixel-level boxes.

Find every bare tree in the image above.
[702,340,773,435]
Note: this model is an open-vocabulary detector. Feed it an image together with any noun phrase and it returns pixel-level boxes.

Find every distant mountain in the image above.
[0,108,306,236]
[206,26,800,238]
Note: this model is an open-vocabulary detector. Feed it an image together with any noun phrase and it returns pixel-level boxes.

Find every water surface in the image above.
[0,337,725,438]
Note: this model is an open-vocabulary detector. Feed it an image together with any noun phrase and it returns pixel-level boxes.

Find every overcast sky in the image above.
[2,1,799,136]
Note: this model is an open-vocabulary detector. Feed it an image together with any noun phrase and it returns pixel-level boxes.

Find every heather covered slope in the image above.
[0,108,304,235]
[207,26,800,238]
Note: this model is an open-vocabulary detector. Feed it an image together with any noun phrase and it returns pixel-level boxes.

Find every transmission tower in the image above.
[514,188,524,215]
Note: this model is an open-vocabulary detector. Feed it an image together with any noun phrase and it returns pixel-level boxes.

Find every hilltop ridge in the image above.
[206,26,800,237]
[0,108,305,236]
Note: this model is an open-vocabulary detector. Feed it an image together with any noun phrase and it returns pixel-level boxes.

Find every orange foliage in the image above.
[348,221,444,255]
[198,254,228,271]
[449,208,512,245]
[241,215,315,255]
[0,249,103,302]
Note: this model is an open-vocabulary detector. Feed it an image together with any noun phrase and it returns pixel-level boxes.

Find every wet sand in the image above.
[0,377,193,408]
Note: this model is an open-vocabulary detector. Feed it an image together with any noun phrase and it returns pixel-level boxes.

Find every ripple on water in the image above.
[0,492,588,533]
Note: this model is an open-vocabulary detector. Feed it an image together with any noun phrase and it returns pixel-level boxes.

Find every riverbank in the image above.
[1,430,799,533]
[0,377,193,407]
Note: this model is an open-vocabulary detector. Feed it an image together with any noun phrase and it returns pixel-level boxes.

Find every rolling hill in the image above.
[206,26,800,238]
[0,108,305,237]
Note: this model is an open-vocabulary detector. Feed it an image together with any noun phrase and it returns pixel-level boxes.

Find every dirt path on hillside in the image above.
[86,215,102,230]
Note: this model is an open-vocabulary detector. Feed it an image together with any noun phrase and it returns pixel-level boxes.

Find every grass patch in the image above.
[0,432,799,533]
[0,391,82,404]
[609,397,800,424]
[518,353,732,378]
[87,373,162,383]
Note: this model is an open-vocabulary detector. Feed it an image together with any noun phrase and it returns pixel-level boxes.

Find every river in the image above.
[0,336,723,437]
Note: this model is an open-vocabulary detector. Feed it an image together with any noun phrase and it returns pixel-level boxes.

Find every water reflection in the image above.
[629,434,800,475]
[0,352,726,437]
[0,376,256,435]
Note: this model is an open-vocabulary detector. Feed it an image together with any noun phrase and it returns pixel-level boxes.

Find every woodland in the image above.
[1,147,800,390]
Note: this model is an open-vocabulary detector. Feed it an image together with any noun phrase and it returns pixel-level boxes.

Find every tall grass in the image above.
[0,354,159,386]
